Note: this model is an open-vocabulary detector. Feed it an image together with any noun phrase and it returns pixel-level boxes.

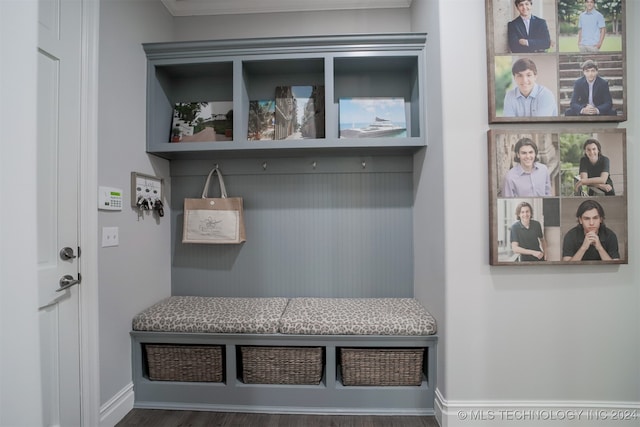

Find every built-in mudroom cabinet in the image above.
[132,33,438,414]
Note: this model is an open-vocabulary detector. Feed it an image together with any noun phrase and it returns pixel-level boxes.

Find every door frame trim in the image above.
[78,0,101,424]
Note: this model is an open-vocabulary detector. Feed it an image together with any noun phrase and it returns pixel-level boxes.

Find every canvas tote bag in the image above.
[182,167,246,244]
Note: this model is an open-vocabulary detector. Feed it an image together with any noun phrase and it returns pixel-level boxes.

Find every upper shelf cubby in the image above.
[143,34,427,159]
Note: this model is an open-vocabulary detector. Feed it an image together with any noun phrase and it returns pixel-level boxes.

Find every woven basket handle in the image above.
[201,167,228,199]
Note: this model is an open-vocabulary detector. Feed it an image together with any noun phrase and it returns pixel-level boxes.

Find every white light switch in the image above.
[102,227,119,247]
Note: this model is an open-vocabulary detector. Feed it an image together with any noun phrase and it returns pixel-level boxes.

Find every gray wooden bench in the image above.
[130,296,438,415]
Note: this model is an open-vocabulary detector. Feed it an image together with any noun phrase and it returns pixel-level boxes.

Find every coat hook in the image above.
[262,161,267,170]
[214,163,219,170]
[361,160,366,169]
[312,161,317,169]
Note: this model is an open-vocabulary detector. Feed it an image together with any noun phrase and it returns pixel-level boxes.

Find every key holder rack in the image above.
[131,172,164,217]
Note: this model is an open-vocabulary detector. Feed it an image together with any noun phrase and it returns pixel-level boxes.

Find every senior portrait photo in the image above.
[488,129,627,265]
[485,0,626,122]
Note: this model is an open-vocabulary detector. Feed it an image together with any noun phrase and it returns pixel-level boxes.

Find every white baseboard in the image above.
[435,388,640,427]
[99,382,134,427]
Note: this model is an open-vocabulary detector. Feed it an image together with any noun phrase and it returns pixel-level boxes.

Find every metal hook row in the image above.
[213,160,367,171]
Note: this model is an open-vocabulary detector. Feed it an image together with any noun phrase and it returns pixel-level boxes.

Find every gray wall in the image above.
[170,159,414,298]
[410,0,448,400]
[98,0,173,407]
[172,9,409,41]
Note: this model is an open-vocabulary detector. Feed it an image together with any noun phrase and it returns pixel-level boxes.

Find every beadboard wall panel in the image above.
[170,157,414,298]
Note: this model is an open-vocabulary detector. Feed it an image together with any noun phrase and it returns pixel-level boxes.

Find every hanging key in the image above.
[137,195,147,210]
[154,199,164,217]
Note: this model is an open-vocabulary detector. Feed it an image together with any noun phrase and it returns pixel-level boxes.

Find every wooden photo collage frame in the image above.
[485,0,626,123]
[488,129,627,265]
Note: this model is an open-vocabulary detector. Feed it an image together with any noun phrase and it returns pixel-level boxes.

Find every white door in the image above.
[37,0,83,425]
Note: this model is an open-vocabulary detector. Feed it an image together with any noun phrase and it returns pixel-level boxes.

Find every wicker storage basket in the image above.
[240,346,323,385]
[340,348,424,386]
[145,344,223,382]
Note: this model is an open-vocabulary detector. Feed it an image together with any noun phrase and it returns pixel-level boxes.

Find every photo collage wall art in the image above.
[488,129,627,265]
[485,0,628,266]
[485,0,626,123]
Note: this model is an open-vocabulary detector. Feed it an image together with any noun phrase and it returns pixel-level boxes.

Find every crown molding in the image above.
[161,0,412,17]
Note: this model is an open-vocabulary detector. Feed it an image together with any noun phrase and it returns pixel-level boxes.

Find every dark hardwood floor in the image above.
[116,409,439,427]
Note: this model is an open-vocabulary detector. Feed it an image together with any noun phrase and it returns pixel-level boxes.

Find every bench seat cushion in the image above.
[279,298,437,335]
[132,296,289,334]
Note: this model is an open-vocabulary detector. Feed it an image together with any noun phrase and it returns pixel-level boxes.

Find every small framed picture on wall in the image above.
[485,0,626,123]
[488,128,627,265]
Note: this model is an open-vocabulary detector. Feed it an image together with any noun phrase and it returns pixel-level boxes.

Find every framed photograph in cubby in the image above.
[338,97,407,138]
[488,128,627,266]
[170,101,233,142]
[247,100,275,141]
[274,85,325,140]
[485,0,626,123]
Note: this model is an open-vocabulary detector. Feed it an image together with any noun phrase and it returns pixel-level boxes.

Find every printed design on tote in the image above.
[185,210,239,241]
[200,216,223,234]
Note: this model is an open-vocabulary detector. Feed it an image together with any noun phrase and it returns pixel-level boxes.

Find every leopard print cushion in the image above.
[132,296,289,333]
[279,298,437,335]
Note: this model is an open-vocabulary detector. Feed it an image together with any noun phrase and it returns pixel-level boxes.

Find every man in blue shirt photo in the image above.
[503,58,558,117]
[578,0,606,53]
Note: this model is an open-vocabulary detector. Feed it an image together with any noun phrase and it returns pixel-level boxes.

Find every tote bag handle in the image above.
[201,167,228,199]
